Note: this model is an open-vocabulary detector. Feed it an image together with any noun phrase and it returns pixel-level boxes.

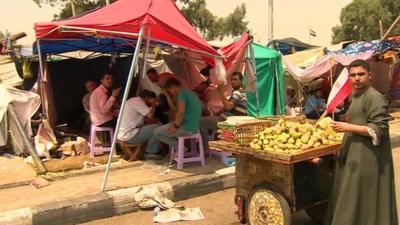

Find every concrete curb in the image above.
[0,169,236,225]
[0,161,144,191]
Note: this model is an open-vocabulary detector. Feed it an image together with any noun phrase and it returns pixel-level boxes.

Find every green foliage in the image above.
[223,4,248,38]
[180,0,248,40]
[332,0,400,44]
[53,0,103,20]
[33,0,108,20]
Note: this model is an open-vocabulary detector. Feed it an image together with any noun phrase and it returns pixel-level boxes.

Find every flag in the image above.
[326,68,352,113]
[309,29,316,37]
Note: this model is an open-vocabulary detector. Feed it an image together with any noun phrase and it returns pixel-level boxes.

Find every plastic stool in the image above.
[89,125,114,157]
[208,130,232,162]
[170,133,205,169]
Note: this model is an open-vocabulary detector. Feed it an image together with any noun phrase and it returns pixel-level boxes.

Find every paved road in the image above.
[81,188,318,225]
[82,147,400,225]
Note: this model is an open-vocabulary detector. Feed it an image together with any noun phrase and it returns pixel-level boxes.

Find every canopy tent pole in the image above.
[59,25,139,38]
[57,25,221,59]
[136,25,152,96]
[275,53,285,115]
[8,104,46,174]
[101,25,145,192]
[248,40,260,117]
[36,40,47,116]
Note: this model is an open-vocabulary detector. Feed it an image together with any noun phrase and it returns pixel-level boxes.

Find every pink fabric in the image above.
[89,85,116,126]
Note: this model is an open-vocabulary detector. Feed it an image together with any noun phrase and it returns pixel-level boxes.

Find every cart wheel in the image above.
[305,202,328,224]
[247,187,291,225]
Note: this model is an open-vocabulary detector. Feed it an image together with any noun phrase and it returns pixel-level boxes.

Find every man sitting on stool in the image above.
[154,78,202,151]
[118,90,162,160]
[89,73,121,128]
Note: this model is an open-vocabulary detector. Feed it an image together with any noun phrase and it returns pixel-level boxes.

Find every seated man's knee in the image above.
[153,124,167,137]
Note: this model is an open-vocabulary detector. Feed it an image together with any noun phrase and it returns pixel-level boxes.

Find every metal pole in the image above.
[268,0,274,42]
[135,25,151,97]
[249,40,260,117]
[329,64,334,120]
[276,59,283,115]
[8,104,46,174]
[101,25,145,192]
[36,40,47,116]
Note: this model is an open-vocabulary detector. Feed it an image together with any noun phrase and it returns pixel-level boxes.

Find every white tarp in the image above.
[0,84,41,151]
[282,51,375,83]
[0,56,22,87]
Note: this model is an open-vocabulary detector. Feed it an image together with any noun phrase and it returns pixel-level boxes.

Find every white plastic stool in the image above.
[89,125,114,157]
[170,133,205,169]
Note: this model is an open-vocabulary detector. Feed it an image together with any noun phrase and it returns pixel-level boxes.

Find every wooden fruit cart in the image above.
[209,140,340,225]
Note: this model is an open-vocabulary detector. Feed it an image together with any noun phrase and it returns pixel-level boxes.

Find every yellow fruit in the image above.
[317,117,333,129]
[301,132,310,144]
[313,142,321,148]
[301,144,309,150]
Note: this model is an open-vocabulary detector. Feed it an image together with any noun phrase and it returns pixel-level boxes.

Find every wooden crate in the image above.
[209,141,340,164]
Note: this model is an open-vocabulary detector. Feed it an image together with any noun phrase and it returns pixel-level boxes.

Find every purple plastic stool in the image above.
[208,130,232,162]
[170,133,205,169]
[89,125,114,157]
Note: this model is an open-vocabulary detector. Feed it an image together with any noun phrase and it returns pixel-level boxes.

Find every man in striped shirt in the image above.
[200,71,247,151]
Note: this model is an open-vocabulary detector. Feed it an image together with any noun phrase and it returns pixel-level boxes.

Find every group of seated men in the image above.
[85,68,247,159]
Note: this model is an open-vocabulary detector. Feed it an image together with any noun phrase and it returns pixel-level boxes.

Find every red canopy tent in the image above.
[34,0,223,191]
[34,0,219,56]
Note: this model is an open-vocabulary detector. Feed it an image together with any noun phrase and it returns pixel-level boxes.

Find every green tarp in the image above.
[246,43,285,117]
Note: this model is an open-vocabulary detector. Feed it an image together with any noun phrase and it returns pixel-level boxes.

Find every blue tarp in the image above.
[34,36,167,54]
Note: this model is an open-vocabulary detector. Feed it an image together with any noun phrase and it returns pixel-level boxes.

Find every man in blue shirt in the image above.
[304,89,326,119]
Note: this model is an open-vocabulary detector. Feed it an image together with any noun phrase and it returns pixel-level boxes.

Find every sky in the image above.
[0,0,352,46]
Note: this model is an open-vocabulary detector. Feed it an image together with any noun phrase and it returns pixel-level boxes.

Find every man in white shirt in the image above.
[118,90,161,158]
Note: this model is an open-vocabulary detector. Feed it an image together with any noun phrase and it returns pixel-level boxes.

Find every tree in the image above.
[34,0,248,40]
[332,0,400,44]
[180,0,248,40]
[33,0,110,19]
[53,0,103,20]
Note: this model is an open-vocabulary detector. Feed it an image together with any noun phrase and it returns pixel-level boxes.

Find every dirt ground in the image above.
[0,156,37,186]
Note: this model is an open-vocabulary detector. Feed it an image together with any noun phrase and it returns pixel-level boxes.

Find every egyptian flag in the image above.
[326,68,352,113]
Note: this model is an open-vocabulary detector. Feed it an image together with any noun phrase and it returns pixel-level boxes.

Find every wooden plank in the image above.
[209,141,340,164]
